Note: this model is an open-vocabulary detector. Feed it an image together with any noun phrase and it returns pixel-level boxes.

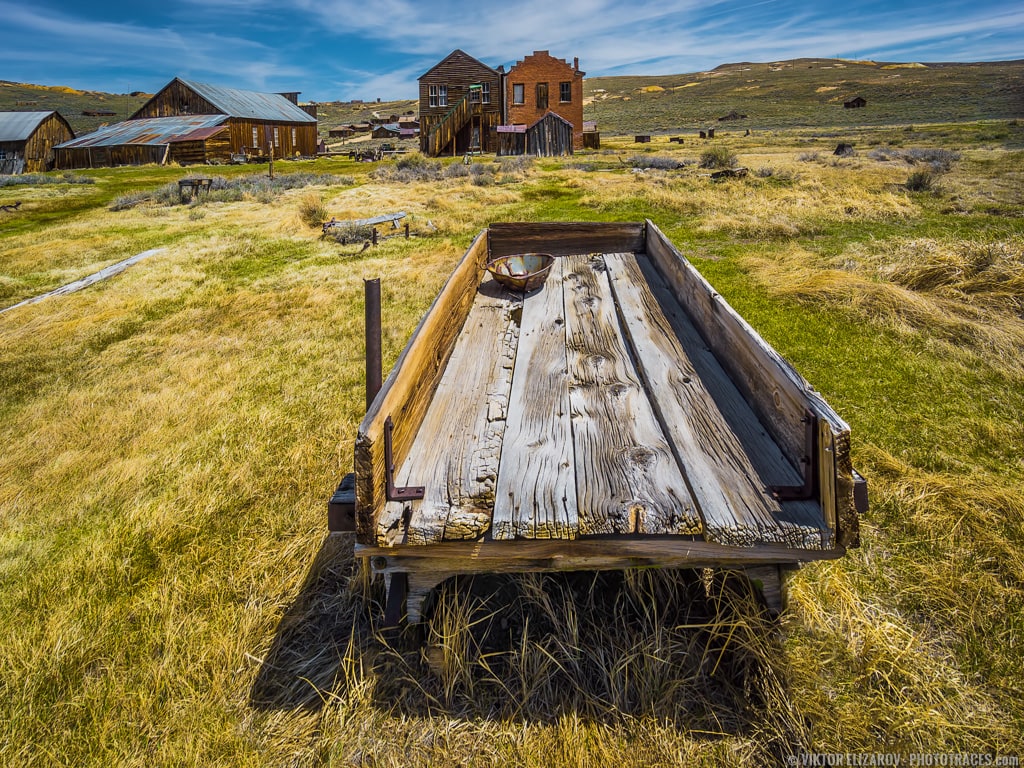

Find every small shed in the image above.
[497,112,575,157]
[844,96,867,109]
[372,123,402,139]
[0,111,75,174]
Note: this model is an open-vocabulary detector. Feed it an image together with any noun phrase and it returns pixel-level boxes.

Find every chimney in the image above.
[574,57,579,71]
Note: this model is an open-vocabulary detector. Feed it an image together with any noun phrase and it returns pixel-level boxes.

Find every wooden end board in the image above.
[643,220,856,548]
[354,231,488,544]
[488,221,645,259]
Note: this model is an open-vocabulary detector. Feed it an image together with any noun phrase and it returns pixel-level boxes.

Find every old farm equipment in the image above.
[329,221,867,627]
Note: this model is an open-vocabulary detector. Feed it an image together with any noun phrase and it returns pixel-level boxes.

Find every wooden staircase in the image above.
[426,93,472,156]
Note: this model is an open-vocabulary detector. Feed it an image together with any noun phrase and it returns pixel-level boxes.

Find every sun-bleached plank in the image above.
[562,254,700,536]
[379,277,520,545]
[492,258,578,540]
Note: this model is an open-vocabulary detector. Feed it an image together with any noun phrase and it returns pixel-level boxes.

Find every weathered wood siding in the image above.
[54,144,168,169]
[418,50,503,155]
[224,118,317,158]
[131,80,220,119]
[0,113,74,173]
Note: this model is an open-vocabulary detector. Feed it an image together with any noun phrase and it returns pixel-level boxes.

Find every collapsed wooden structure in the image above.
[332,221,866,625]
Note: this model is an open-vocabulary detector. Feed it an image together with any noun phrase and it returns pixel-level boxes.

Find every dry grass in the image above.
[3,132,1024,765]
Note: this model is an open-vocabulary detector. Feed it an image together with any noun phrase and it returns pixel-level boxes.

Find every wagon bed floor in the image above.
[377,251,830,551]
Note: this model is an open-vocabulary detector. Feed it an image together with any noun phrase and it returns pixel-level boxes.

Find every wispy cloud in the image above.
[0,0,1020,100]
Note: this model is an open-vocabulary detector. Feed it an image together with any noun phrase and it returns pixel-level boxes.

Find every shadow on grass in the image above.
[250,534,808,755]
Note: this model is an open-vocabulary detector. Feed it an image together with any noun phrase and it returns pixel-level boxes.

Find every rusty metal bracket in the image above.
[384,415,425,502]
[771,409,819,502]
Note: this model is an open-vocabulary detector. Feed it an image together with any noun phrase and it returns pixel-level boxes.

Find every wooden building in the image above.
[54,115,232,169]
[0,111,75,174]
[418,50,504,156]
[54,78,317,168]
[505,51,585,151]
[131,78,318,158]
[844,96,867,109]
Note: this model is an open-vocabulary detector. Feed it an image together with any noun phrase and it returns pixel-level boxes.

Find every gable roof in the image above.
[55,115,228,149]
[135,79,316,123]
[418,49,500,81]
[0,111,68,142]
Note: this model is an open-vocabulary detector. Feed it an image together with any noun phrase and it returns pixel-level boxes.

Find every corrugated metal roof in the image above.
[55,115,228,149]
[179,79,317,123]
[0,111,56,142]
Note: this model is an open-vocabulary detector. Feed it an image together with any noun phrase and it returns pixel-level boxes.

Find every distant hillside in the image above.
[583,58,1024,133]
[0,81,150,135]
[3,58,1021,142]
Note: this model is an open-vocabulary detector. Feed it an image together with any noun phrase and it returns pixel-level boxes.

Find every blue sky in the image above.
[1,0,1021,102]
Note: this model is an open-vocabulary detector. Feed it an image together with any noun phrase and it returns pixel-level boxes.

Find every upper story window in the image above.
[429,84,448,108]
[512,83,524,105]
[470,85,481,103]
[481,83,491,104]
[536,82,548,110]
[560,82,572,103]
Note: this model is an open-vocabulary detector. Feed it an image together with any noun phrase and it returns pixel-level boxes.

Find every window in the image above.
[512,83,524,105]
[560,81,572,103]
[430,84,448,108]
[481,82,491,104]
[273,126,279,148]
[536,82,548,110]
[291,127,297,145]
[252,126,258,147]
[470,85,480,103]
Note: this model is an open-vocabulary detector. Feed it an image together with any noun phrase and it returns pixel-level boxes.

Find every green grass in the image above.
[2,122,1024,765]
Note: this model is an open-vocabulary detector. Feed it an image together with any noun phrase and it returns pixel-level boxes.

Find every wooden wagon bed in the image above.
[338,222,864,623]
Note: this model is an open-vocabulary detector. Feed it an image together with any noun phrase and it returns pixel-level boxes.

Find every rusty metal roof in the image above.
[0,111,58,142]
[55,115,228,149]
[178,79,316,123]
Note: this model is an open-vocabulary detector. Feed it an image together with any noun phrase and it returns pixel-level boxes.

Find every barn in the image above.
[419,50,503,156]
[54,78,317,169]
[0,111,75,174]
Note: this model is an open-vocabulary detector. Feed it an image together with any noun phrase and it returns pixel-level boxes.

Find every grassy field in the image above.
[1,117,1023,766]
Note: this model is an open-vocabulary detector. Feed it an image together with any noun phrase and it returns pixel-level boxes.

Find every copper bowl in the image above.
[485,253,555,292]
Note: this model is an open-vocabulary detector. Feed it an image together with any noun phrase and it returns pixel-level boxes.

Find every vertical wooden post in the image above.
[268,143,275,179]
[365,278,382,410]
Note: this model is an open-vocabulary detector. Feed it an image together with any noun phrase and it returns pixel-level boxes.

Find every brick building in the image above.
[505,51,585,151]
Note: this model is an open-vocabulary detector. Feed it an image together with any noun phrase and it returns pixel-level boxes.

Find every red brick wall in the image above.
[506,51,585,150]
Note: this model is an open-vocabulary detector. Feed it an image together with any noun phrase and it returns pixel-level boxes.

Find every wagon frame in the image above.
[330,221,866,627]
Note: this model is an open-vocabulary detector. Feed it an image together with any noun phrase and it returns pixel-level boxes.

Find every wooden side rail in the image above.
[354,231,489,544]
[644,220,860,547]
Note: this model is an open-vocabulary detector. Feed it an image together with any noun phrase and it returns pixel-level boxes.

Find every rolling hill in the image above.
[2,58,1022,141]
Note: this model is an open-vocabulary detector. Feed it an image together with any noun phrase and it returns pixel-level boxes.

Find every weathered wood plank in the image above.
[356,537,844,577]
[488,221,645,259]
[631,252,830,549]
[563,254,700,536]
[603,252,794,546]
[492,257,577,540]
[381,278,521,545]
[355,231,488,544]
[644,220,852,547]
